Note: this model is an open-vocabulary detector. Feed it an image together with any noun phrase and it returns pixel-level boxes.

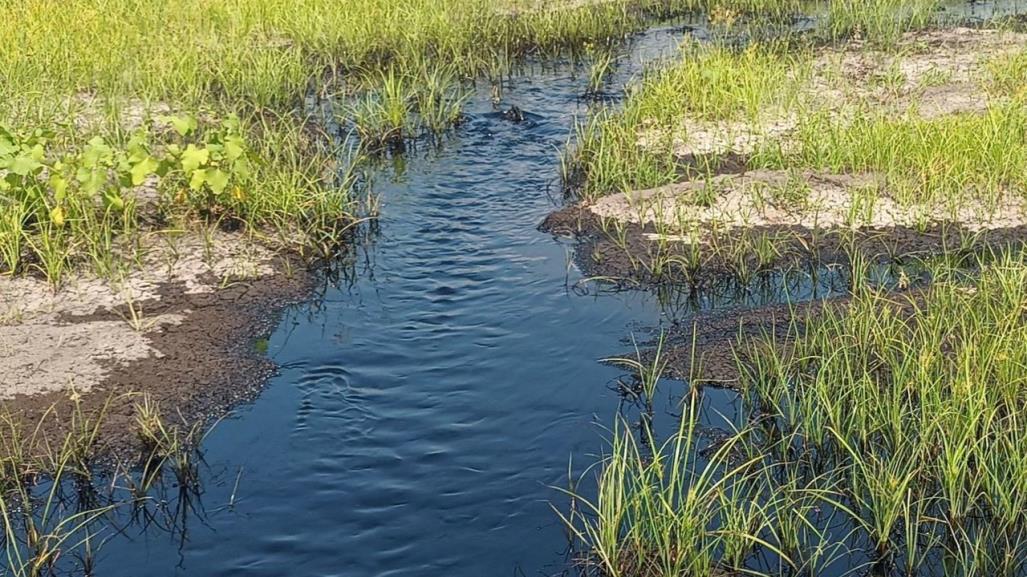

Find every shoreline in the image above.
[0,233,312,458]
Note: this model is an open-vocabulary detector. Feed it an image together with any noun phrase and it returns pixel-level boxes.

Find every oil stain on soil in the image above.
[0,233,310,456]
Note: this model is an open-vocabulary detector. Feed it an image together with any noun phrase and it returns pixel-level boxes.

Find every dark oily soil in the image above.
[1,257,311,461]
[544,199,1007,392]
[542,202,1027,289]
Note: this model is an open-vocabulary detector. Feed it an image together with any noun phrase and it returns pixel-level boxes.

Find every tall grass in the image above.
[2,0,809,282]
[0,0,720,116]
[572,25,1027,215]
[746,252,1027,564]
[565,251,1027,575]
[756,104,1027,209]
[568,43,806,197]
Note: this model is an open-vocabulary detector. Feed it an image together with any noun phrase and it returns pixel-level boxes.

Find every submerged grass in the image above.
[0,396,215,576]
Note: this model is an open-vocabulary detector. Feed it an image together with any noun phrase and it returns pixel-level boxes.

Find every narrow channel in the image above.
[90,21,916,576]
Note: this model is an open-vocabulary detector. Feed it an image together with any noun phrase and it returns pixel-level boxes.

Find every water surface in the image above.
[86,9,1023,574]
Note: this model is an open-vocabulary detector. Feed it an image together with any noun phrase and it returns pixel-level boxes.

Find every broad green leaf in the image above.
[126,133,150,161]
[0,138,15,157]
[224,135,246,162]
[77,168,106,196]
[9,154,42,176]
[130,156,160,186]
[50,174,68,201]
[81,136,113,168]
[222,114,242,133]
[180,144,209,173]
[206,169,230,195]
[166,115,198,137]
[232,157,251,180]
[205,142,224,160]
[28,143,45,162]
[189,168,207,191]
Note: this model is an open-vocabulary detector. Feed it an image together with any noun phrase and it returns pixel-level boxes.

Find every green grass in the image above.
[566,43,806,197]
[0,0,720,115]
[572,26,1027,222]
[565,251,1027,576]
[746,252,1027,564]
[755,104,1027,209]
[0,0,716,285]
[0,0,988,284]
[0,396,214,576]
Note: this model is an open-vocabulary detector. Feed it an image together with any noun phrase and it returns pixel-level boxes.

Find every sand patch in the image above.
[664,27,1027,158]
[0,231,284,399]
[588,169,1027,240]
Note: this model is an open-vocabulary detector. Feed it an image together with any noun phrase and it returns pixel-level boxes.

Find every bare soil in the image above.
[542,200,1027,287]
[588,169,1027,235]
[0,233,310,457]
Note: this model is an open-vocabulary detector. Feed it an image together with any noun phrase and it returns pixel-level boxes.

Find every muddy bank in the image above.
[543,197,1027,288]
[0,233,311,458]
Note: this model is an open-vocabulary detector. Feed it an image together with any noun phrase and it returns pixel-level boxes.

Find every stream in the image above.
[84,5,1027,575]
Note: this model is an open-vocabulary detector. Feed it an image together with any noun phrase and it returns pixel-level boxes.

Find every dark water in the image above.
[84,26,771,577]
[73,5,1025,574]
[96,27,720,577]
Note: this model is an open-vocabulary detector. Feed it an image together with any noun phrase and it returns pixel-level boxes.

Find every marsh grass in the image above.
[565,251,1027,576]
[0,0,968,282]
[826,0,941,45]
[0,395,217,576]
[567,43,806,197]
[343,62,472,151]
[571,33,1027,290]
[3,0,779,283]
[756,104,1027,210]
[570,13,1027,206]
[556,394,771,577]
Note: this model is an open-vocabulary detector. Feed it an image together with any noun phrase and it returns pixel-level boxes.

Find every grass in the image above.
[0,0,723,286]
[0,396,215,576]
[564,251,1027,576]
[753,104,1027,210]
[0,0,988,285]
[569,11,1027,203]
[567,19,1027,291]
[0,0,711,114]
[0,112,351,286]
[565,42,809,197]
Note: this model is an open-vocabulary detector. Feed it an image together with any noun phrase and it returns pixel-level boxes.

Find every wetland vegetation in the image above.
[5,0,1027,576]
